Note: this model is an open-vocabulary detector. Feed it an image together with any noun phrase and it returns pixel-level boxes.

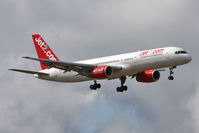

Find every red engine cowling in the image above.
[91,66,112,79]
[136,70,160,83]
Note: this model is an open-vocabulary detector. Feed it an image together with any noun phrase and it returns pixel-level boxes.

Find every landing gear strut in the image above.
[90,80,101,90]
[168,66,176,80]
[116,76,128,92]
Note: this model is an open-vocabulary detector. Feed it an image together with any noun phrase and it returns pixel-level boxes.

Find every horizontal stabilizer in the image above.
[9,69,49,75]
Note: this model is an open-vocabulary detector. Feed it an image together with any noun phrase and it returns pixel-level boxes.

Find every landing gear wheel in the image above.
[97,84,101,89]
[93,84,98,89]
[90,85,94,90]
[123,86,128,91]
[116,87,120,92]
[168,76,174,80]
[116,87,123,92]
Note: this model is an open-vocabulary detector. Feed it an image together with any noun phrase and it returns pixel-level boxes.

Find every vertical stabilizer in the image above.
[32,34,59,70]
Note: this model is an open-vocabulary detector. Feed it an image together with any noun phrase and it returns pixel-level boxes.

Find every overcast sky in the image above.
[1,0,199,133]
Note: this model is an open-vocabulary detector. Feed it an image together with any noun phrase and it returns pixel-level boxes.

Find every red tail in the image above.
[32,34,59,70]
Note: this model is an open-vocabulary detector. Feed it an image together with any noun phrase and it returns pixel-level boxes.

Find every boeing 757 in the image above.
[9,34,192,92]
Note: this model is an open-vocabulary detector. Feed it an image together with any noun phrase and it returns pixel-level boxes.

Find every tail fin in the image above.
[32,34,59,70]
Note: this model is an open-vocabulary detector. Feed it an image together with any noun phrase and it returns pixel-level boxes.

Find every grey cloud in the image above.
[188,80,199,133]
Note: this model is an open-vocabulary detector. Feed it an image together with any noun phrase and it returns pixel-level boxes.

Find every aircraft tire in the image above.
[123,86,128,91]
[168,76,174,80]
[90,85,94,90]
[116,87,124,92]
[97,84,101,89]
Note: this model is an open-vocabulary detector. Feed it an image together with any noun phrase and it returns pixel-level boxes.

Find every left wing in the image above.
[23,57,122,76]
[9,69,49,75]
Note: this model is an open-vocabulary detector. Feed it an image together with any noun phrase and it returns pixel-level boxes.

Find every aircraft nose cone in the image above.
[186,55,192,63]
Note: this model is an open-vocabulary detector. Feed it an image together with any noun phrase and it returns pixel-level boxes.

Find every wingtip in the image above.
[8,69,16,71]
[22,56,29,59]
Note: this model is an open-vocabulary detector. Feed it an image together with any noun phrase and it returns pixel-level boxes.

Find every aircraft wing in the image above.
[22,57,122,76]
[9,69,49,75]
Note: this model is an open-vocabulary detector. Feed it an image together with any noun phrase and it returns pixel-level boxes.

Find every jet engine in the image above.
[136,70,160,83]
[91,66,112,79]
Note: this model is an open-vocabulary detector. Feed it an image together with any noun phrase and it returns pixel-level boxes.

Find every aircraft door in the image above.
[166,51,170,60]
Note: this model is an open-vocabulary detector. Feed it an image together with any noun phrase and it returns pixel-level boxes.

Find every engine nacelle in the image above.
[136,70,160,83]
[91,66,112,79]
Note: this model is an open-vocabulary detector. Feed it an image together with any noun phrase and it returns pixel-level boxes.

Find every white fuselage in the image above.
[34,47,192,82]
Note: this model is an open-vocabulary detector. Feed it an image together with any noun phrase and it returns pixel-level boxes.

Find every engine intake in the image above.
[91,66,112,79]
[136,70,160,83]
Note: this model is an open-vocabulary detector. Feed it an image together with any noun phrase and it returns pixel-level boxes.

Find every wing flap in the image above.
[9,69,49,76]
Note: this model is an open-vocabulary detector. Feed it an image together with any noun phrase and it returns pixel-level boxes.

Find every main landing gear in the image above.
[168,66,176,80]
[89,77,128,92]
[90,80,101,90]
[116,76,128,92]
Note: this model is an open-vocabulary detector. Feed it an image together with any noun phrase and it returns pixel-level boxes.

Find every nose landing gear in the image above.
[168,66,176,80]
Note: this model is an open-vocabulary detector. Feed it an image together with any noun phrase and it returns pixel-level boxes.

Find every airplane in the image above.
[9,34,192,92]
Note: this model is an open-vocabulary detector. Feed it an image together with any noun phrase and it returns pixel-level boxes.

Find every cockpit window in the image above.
[175,51,187,54]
